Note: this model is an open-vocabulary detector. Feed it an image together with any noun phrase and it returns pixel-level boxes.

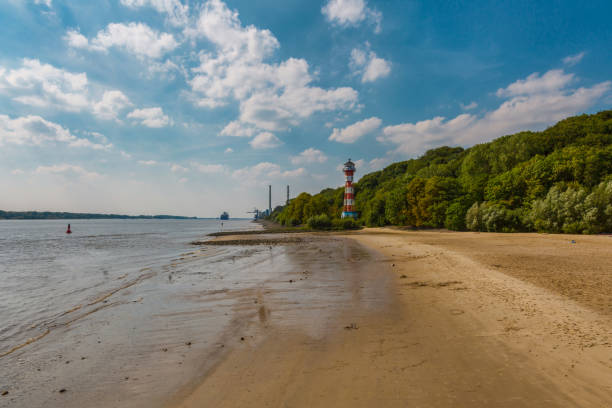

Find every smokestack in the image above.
[268,185,272,214]
[286,185,290,205]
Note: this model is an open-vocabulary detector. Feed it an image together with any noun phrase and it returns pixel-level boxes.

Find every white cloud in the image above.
[350,48,391,83]
[496,70,574,97]
[0,58,89,112]
[66,23,179,59]
[34,0,52,7]
[170,163,188,172]
[35,164,101,179]
[178,177,188,183]
[249,132,282,149]
[232,161,305,184]
[379,69,611,155]
[120,151,132,159]
[368,157,391,171]
[92,90,132,120]
[224,147,233,153]
[120,0,189,26]
[127,107,171,128]
[460,101,478,111]
[191,162,225,174]
[220,120,255,137]
[187,0,358,131]
[290,148,328,165]
[146,59,182,79]
[138,160,158,166]
[329,116,381,143]
[0,114,111,150]
[10,169,25,175]
[0,59,139,121]
[563,52,586,67]
[322,0,382,33]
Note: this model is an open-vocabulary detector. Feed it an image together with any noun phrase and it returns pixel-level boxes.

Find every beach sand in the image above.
[174,229,612,408]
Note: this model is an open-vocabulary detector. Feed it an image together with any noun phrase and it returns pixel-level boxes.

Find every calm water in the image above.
[0,219,383,408]
[0,219,256,355]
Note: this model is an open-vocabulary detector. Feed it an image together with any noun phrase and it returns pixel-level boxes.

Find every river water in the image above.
[0,219,260,407]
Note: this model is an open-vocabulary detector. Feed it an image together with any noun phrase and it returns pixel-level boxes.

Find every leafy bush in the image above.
[332,217,359,230]
[444,201,468,230]
[306,214,332,230]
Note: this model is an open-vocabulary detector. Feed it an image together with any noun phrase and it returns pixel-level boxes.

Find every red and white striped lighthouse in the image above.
[341,159,358,218]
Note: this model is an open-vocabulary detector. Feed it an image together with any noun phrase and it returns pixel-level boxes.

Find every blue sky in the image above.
[1,0,611,217]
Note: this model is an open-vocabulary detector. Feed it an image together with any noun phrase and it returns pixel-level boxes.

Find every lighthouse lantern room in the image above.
[341,159,358,219]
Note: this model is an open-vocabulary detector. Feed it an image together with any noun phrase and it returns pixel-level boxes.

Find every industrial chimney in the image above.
[268,185,272,215]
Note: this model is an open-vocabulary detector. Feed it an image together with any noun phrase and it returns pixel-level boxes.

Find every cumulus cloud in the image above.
[350,48,391,83]
[368,156,391,171]
[232,161,305,185]
[460,101,478,111]
[563,52,586,67]
[191,162,225,173]
[224,147,233,153]
[170,163,188,172]
[187,0,358,131]
[137,160,158,166]
[290,148,328,165]
[329,116,381,143]
[220,120,255,137]
[379,69,611,155]
[249,132,282,149]
[35,164,101,179]
[0,114,111,150]
[0,59,139,121]
[495,70,574,97]
[322,0,382,33]
[66,23,179,59]
[0,58,89,111]
[120,0,189,26]
[92,90,132,120]
[34,0,52,7]
[127,107,171,127]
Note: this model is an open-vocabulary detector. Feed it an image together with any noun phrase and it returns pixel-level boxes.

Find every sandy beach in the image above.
[175,228,612,408]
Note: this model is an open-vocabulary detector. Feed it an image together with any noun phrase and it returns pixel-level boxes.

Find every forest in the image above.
[271,110,612,234]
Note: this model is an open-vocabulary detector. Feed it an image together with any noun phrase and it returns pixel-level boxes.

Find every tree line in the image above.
[0,211,197,220]
[271,110,612,233]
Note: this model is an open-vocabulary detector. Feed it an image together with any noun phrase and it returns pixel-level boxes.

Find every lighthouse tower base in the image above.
[341,211,358,219]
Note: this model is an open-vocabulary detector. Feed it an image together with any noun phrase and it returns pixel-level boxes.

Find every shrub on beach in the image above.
[332,217,359,230]
[306,214,332,230]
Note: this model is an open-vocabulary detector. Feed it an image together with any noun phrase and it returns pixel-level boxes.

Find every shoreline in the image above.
[175,228,612,407]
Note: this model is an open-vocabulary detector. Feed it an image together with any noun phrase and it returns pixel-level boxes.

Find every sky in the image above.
[1,0,611,217]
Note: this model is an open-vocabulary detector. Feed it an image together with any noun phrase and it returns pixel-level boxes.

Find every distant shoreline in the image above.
[0,210,251,220]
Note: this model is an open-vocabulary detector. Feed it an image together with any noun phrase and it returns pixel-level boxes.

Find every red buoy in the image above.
[66,224,72,234]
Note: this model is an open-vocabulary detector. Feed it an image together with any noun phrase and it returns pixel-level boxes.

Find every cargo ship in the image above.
[219,211,229,220]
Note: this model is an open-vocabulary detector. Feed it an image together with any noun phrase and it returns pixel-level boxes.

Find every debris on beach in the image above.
[344,323,359,330]
[400,274,407,279]
[185,341,192,346]
[59,389,67,393]
[2,391,8,396]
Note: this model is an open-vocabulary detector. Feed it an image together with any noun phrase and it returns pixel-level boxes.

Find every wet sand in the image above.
[175,229,612,408]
